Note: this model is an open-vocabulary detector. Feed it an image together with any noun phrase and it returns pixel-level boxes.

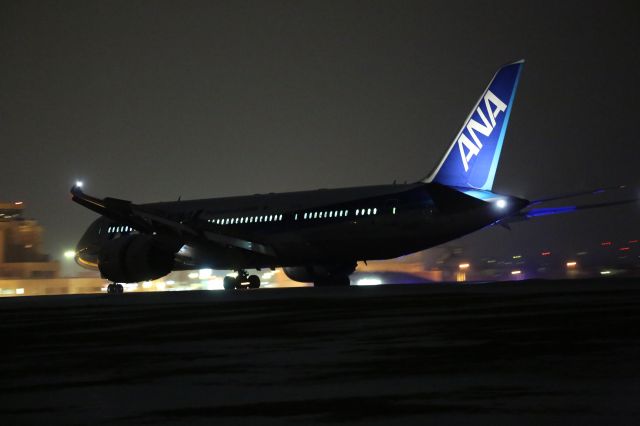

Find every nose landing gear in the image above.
[223,270,261,290]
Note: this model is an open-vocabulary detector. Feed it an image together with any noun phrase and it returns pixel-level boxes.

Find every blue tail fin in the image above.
[424,60,524,190]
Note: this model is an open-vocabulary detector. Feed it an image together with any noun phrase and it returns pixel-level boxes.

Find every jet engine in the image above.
[98,235,176,283]
[283,263,356,286]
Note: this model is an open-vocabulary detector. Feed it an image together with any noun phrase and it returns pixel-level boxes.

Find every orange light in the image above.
[458,263,470,270]
[14,201,23,205]
[566,261,577,268]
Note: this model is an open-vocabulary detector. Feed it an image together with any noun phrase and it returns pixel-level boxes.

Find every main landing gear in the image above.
[223,270,261,290]
[107,283,124,293]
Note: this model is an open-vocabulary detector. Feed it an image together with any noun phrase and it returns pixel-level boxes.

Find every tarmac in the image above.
[1,278,640,425]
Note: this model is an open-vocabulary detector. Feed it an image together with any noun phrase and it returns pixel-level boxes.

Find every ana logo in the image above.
[458,90,507,172]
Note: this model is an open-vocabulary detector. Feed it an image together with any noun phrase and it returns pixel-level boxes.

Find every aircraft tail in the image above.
[424,60,524,191]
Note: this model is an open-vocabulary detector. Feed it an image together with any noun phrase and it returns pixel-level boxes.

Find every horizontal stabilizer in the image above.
[526,198,639,218]
[529,185,629,206]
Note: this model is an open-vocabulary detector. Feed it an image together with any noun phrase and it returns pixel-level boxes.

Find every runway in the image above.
[2,278,640,425]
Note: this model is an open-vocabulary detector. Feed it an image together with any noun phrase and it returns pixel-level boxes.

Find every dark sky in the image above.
[1,0,638,262]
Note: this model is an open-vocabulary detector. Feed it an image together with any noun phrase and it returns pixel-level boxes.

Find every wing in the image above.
[70,185,276,257]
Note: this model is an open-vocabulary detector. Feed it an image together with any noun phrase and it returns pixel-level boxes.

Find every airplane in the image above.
[72,60,637,293]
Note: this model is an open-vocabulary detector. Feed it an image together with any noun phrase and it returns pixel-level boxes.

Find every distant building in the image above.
[0,202,59,278]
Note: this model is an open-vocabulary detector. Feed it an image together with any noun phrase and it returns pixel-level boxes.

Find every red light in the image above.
[541,251,551,256]
[630,240,638,244]
[619,247,630,251]
[601,241,612,246]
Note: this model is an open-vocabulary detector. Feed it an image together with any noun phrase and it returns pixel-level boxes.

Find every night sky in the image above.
[1,1,638,263]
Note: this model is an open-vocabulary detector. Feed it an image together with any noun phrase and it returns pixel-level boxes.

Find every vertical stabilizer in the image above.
[424,60,524,190]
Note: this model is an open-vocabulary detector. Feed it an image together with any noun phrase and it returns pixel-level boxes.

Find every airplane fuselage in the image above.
[76,182,525,273]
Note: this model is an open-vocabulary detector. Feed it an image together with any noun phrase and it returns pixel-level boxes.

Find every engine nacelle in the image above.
[98,235,176,283]
[283,263,356,283]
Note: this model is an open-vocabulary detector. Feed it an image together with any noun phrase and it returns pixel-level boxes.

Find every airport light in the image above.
[261,271,276,280]
[63,250,76,259]
[600,270,612,275]
[496,199,507,209]
[459,263,470,270]
[356,277,382,286]
[511,270,522,275]
[198,268,213,279]
[566,261,577,268]
[206,277,224,290]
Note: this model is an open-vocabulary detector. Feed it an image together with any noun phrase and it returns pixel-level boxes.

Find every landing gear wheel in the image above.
[248,274,261,289]
[223,276,237,290]
[107,283,124,293]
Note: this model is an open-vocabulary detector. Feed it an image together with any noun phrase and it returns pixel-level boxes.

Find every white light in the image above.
[206,277,224,290]
[166,280,175,285]
[16,288,25,295]
[356,278,382,286]
[124,283,138,291]
[188,272,199,279]
[156,282,166,291]
[75,180,83,188]
[459,263,470,270]
[496,199,507,209]
[63,250,76,259]
[142,281,153,289]
[261,271,275,280]
[198,268,212,279]
[600,270,611,275]
[511,270,522,275]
